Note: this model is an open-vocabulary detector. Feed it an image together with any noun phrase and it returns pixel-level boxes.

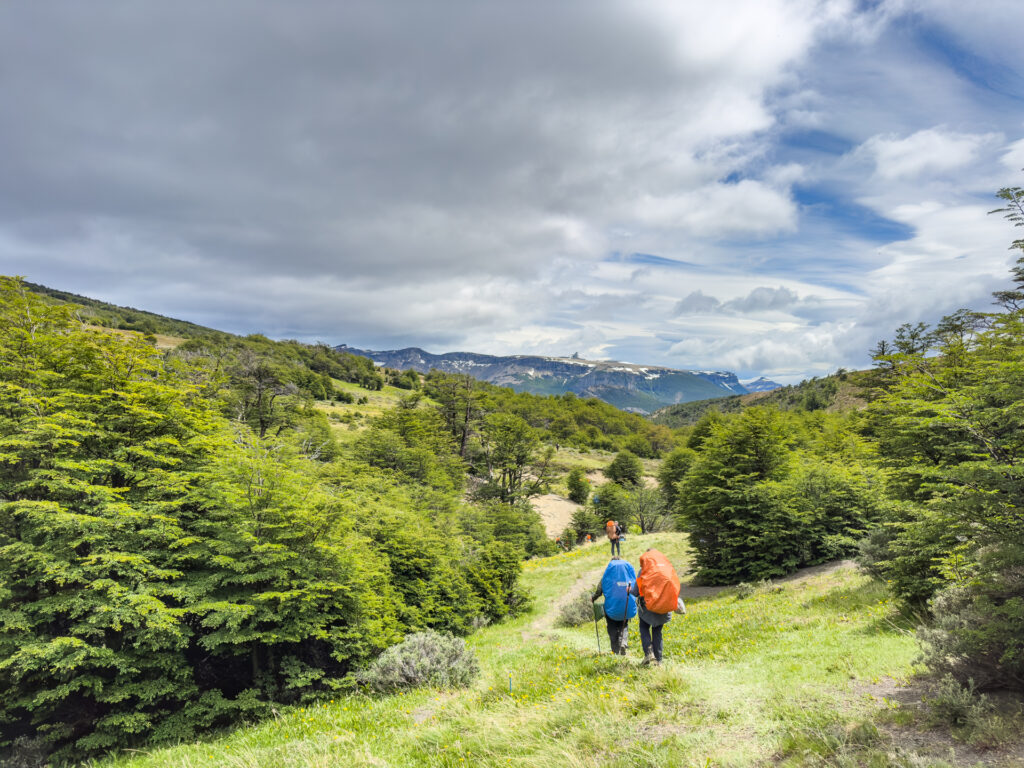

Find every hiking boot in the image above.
[641,652,656,666]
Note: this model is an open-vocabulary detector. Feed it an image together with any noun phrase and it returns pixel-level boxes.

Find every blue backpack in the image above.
[601,559,637,621]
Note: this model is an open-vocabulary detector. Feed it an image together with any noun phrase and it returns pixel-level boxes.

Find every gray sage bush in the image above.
[557,592,596,627]
[357,631,480,693]
[923,675,992,729]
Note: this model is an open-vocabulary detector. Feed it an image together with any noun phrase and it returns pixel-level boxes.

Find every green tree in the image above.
[675,408,797,582]
[605,450,643,487]
[657,446,696,508]
[686,409,725,449]
[624,485,670,534]
[476,413,553,503]
[566,467,590,504]
[858,185,1024,690]
[592,482,630,528]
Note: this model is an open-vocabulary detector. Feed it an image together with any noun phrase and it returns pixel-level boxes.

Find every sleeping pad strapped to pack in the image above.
[636,548,681,614]
[601,559,637,621]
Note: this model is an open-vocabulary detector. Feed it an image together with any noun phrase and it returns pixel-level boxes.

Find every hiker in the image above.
[556,537,568,552]
[605,519,622,557]
[591,556,637,655]
[629,548,685,666]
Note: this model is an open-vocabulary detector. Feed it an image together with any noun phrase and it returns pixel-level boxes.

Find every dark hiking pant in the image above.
[606,616,628,655]
[639,618,663,662]
[610,538,620,556]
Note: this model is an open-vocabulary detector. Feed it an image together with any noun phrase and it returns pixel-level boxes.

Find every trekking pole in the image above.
[592,599,604,654]
[622,582,631,656]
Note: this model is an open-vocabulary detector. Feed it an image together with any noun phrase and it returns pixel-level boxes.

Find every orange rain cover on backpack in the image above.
[605,520,619,540]
[636,549,681,614]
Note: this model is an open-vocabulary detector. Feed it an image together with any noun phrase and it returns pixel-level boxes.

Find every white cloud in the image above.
[630,180,798,238]
[859,128,1001,181]
[1002,138,1024,172]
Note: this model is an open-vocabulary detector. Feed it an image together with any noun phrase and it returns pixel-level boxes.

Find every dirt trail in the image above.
[527,559,860,638]
[776,558,855,584]
[678,559,857,599]
[529,564,606,634]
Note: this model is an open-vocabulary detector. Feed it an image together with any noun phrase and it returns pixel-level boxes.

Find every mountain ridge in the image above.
[337,344,748,413]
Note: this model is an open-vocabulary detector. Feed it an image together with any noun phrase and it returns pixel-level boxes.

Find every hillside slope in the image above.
[94,532,981,768]
[338,345,747,413]
[652,369,872,427]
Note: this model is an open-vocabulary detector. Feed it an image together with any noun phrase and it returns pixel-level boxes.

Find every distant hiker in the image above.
[556,537,568,552]
[591,557,637,655]
[629,548,685,666]
[606,519,623,557]
[585,533,593,544]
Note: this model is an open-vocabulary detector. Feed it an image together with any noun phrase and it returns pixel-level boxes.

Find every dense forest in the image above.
[0,279,555,760]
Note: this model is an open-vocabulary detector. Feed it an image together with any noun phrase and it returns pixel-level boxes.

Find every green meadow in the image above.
[91,533,924,768]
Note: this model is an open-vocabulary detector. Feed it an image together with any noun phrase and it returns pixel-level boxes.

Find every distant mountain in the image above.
[741,377,782,392]
[336,346,748,413]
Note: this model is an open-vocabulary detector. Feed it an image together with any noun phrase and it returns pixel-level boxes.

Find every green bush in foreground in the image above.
[357,631,479,693]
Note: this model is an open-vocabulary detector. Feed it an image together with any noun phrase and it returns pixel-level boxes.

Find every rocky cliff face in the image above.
[336,346,748,413]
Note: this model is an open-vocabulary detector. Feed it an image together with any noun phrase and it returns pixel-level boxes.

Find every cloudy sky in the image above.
[2,1,1023,382]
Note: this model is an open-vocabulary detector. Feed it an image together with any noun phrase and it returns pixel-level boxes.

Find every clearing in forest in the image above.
[95,533,1014,768]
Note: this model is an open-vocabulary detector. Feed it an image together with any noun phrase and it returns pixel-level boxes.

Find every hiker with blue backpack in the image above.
[590,557,637,655]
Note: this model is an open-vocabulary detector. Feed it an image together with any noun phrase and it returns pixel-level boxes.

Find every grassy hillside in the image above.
[90,532,966,768]
[27,281,228,339]
[651,369,872,428]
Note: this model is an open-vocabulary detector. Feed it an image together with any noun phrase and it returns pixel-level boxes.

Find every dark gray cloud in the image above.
[675,286,803,315]
[674,290,721,314]
[722,286,799,312]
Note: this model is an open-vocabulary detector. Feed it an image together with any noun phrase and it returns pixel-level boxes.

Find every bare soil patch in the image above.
[531,494,580,538]
[776,559,857,585]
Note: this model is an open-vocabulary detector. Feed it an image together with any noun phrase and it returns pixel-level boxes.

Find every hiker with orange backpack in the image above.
[629,548,685,665]
[605,519,622,557]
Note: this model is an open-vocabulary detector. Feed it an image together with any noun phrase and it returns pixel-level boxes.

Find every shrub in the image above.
[592,482,629,526]
[557,592,596,627]
[357,631,480,693]
[569,505,603,541]
[923,675,991,728]
[917,545,1024,692]
[734,582,757,600]
[857,506,970,608]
